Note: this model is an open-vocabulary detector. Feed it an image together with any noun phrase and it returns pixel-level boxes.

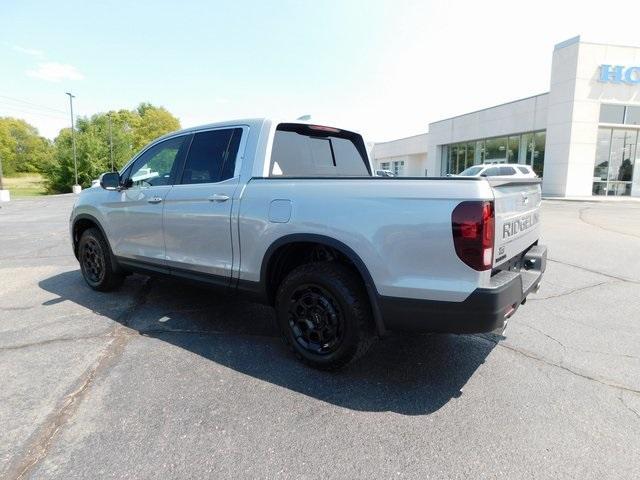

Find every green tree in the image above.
[0,117,53,175]
[132,103,181,151]
[44,103,180,192]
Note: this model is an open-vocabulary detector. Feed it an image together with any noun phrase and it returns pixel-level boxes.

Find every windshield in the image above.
[458,166,483,176]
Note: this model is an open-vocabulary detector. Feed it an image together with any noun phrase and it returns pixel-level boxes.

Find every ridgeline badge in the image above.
[599,65,640,85]
[503,212,540,240]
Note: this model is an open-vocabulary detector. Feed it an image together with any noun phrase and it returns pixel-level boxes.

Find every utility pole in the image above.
[108,113,114,171]
[0,152,8,202]
[65,92,80,193]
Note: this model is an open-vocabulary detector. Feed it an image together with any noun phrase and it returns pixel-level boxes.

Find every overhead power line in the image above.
[0,102,68,120]
[0,94,68,114]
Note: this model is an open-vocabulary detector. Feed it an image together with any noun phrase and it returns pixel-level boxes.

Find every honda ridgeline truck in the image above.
[70,118,546,369]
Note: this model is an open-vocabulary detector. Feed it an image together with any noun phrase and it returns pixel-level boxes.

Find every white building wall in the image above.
[543,38,580,195]
[373,133,429,176]
[427,94,548,178]
[375,37,640,196]
[546,38,640,196]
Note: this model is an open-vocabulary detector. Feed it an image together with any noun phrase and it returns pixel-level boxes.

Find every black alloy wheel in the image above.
[81,237,105,285]
[287,283,345,355]
[275,262,376,370]
[78,227,124,291]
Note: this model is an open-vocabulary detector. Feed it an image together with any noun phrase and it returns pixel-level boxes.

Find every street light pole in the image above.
[65,92,80,192]
[0,153,9,202]
[108,113,114,171]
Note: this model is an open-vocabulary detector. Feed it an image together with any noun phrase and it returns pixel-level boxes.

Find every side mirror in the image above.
[480,173,487,177]
[100,172,121,190]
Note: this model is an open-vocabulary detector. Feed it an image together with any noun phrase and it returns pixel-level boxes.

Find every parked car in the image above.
[70,118,546,369]
[375,169,395,177]
[457,163,537,178]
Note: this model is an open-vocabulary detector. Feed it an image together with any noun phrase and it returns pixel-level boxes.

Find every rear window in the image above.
[269,123,370,177]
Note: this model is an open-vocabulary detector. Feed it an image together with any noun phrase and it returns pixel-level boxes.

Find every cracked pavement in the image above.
[0,195,639,479]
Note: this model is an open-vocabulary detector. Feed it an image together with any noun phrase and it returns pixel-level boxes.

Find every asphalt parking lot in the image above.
[1,195,639,479]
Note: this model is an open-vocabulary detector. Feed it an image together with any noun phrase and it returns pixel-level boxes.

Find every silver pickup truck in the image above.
[70,118,546,369]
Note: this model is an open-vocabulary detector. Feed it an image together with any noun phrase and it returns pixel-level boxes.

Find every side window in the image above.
[180,128,242,184]
[499,166,516,175]
[128,136,186,187]
[483,167,500,176]
[517,166,530,174]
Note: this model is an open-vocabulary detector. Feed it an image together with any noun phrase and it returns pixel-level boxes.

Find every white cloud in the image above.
[26,62,84,82]
[13,45,44,56]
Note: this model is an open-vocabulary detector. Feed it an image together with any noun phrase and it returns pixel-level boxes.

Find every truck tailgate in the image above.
[489,178,542,267]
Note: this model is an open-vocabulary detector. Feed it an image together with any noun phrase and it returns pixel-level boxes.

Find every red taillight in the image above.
[451,201,495,271]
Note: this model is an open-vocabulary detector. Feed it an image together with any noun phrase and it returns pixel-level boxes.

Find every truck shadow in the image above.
[39,270,498,416]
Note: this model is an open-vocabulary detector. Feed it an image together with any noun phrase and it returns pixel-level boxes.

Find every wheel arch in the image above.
[259,233,386,335]
[72,214,115,262]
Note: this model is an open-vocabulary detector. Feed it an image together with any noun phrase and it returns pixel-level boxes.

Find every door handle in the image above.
[208,194,230,202]
[147,196,163,204]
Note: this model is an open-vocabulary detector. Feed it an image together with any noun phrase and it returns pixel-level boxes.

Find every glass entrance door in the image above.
[593,128,639,196]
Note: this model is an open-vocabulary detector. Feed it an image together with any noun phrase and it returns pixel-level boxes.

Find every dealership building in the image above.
[373,37,640,197]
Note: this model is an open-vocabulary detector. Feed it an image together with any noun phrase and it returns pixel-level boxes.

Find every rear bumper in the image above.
[379,244,547,334]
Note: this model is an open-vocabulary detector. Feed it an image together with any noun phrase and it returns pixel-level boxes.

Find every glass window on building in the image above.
[592,127,638,196]
[599,104,626,124]
[608,130,636,195]
[532,132,546,177]
[445,141,482,174]
[443,131,545,176]
[448,144,458,174]
[440,146,449,175]
[475,140,485,164]
[465,142,476,171]
[392,160,405,176]
[507,136,520,163]
[592,128,610,195]
[520,133,534,165]
[456,144,466,173]
[600,104,640,125]
[484,137,507,162]
[625,106,640,126]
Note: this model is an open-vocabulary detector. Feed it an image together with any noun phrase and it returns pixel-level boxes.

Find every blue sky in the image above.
[2,0,640,141]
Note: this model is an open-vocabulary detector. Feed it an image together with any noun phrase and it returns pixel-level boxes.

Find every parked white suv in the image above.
[457,163,537,178]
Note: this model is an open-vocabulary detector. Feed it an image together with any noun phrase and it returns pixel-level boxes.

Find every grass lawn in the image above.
[2,173,47,197]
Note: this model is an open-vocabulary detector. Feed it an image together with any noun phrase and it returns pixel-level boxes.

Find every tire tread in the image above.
[276,261,377,370]
[79,227,124,292]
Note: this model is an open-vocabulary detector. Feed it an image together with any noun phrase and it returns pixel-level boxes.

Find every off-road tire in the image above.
[275,262,377,370]
[78,227,124,292]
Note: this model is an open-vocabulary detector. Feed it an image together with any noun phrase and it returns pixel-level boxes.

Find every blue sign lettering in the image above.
[624,67,640,84]
[599,65,640,85]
